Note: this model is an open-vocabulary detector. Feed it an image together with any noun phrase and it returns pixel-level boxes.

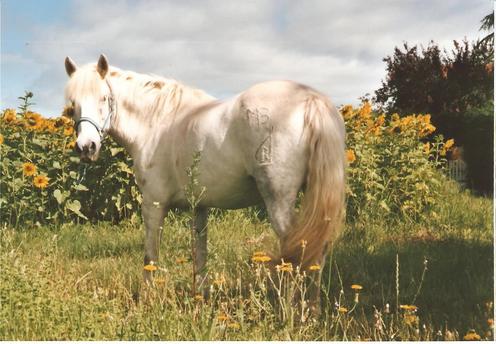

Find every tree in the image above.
[373,22,494,195]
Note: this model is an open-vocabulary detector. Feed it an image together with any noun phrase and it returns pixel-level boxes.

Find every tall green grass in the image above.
[1,187,493,340]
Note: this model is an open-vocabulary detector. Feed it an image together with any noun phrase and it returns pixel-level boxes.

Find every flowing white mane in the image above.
[65,64,215,122]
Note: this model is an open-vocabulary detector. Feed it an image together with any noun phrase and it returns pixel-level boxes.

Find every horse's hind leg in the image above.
[253,167,323,316]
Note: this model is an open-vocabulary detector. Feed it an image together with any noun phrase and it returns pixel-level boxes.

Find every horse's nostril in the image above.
[90,141,96,152]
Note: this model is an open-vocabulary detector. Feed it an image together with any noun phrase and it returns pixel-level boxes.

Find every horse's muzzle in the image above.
[75,141,99,162]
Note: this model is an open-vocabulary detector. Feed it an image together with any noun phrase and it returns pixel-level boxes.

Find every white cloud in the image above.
[10,0,492,115]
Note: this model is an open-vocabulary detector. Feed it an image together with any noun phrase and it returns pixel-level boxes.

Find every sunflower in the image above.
[33,175,50,189]
[66,141,76,150]
[2,109,17,123]
[346,149,356,164]
[64,126,75,136]
[22,162,37,176]
[24,112,43,131]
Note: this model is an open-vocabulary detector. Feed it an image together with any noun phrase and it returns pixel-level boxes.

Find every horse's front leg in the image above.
[192,207,209,294]
[142,199,168,283]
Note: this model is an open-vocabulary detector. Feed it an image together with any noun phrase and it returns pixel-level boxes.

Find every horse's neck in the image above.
[108,75,215,161]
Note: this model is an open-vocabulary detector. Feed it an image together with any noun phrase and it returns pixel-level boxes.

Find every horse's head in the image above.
[64,54,115,162]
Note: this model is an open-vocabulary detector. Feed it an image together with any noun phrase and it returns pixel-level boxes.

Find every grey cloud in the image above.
[23,0,491,115]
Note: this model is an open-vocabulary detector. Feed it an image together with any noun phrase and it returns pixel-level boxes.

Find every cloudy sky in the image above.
[1,0,492,116]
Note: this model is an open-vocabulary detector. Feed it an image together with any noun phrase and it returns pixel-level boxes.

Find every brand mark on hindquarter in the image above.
[245,107,273,165]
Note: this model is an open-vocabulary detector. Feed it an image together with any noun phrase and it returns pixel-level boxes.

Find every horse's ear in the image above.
[65,56,77,77]
[97,54,109,79]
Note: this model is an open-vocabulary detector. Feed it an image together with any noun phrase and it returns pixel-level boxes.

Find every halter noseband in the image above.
[74,78,116,139]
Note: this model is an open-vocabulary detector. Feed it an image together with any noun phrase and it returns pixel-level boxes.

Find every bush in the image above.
[343,103,451,222]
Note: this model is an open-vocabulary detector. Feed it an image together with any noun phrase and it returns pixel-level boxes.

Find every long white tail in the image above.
[280,95,346,269]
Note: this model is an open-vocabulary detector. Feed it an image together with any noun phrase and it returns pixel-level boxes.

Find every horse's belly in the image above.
[201,175,263,209]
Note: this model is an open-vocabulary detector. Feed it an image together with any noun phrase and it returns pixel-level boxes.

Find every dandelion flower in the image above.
[251,255,271,263]
[309,264,321,271]
[346,149,356,164]
[143,264,158,272]
[463,330,481,341]
[400,304,418,312]
[33,175,49,189]
[22,162,37,176]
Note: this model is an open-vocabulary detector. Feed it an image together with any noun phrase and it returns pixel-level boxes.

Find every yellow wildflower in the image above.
[0,133,4,145]
[338,306,348,313]
[346,149,356,164]
[351,284,363,291]
[2,109,17,122]
[276,262,293,272]
[143,264,158,272]
[488,318,494,327]
[194,294,204,301]
[375,114,386,127]
[309,264,320,271]
[22,162,37,176]
[252,251,266,257]
[444,138,455,150]
[33,175,50,189]
[463,330,481,341]
[400,304,418,312]
[251,255,271,263]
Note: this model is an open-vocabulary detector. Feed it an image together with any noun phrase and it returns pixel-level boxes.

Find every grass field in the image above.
[0,186,493,340]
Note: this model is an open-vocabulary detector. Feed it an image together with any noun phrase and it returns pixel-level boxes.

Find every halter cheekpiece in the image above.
[74,78,116,139]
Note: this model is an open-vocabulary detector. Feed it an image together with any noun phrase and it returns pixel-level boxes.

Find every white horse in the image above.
[64,54,345,291]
